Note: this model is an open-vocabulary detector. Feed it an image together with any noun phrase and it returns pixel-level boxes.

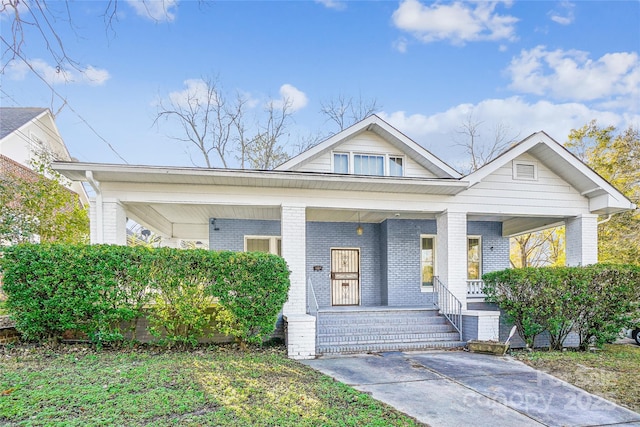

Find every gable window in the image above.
[333,153,349,174]
[421,235,436,287]
[467,236,481,280]
[245,236,281,256]
[354,154,384,176]
[389,156,404,177]
[513,160,538,181]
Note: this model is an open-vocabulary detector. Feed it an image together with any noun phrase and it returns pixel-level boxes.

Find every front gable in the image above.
[276,115,460,179]
[464,131,636,216]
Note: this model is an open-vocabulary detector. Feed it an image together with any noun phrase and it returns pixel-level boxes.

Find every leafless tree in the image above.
[245,100,292,169]
[154,78,244,168]
[455,113,520,173]
[320,94,381,134]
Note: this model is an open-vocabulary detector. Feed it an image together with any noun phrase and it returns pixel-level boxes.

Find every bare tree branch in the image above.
[320,94,381,134]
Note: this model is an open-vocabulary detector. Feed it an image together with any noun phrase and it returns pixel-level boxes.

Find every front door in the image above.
[331,248,360,306]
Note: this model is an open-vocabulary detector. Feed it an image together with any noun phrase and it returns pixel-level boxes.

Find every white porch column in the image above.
[565,214,598,266]
[436,210,468,310]
[281,204,307,314]
[281,203,315,359]
[101,200,127,245]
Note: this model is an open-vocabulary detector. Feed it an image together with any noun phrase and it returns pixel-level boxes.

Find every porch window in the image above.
[467,236,481,280]
[245,236,282,256]
[333,153,349,174]
[389,156,404,177]
[421,235,435,286]
[354,154,384,176]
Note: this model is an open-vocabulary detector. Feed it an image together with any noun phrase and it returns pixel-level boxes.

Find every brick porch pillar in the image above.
[565,214,598,266]
[281,203,315,359]
[436,210,468,310]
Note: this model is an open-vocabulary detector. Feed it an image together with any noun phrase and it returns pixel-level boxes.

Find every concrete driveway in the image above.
[302,351,640,427]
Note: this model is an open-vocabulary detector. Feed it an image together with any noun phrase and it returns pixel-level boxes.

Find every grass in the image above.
[0,344,422,427]
[0,301,7,316]
[513,343,640,413]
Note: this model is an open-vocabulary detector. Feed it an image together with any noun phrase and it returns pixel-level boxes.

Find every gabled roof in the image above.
[0,107,48,140]
[275,114,461,179]
[466,131,636,214]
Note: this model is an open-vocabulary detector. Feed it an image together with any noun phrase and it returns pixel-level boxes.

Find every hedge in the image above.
[483,264,640,350]
[0,244,290,348]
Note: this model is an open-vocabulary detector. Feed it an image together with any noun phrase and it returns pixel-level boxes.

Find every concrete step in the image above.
[319,323,455,336]
[318,331,462,344]
[317,340,467,355]
[317,315,448,327]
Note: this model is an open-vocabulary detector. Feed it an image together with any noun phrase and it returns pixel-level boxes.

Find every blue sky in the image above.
[1,0,639,172]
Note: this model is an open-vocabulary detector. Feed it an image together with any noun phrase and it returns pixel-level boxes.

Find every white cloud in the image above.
[507,46,640,110]
[315,0,346,11]
[166,79,212,108]
[392,0,518,46]
[379,97,635,170]
[6,59,110,86]
[276,84,308,112]
[126,0,178,22]
[393,37,408,53]
[549,1,575,25]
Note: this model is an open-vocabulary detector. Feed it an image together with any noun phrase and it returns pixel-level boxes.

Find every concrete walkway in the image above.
[302,351,640,427]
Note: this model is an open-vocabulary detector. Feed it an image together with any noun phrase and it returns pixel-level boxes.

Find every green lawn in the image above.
[0,301,7,316]
[513,343,640,412]
[0,344,422,427]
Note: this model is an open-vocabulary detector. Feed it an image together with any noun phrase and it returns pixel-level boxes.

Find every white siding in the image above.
[295,131,438,178]
[457,153,589,213]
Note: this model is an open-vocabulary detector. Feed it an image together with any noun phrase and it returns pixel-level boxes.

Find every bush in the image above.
[0,244,151,347]
[0,244,290,348]
[483,264,640,350]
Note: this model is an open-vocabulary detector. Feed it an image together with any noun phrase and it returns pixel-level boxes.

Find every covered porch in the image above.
[53,162,602,359]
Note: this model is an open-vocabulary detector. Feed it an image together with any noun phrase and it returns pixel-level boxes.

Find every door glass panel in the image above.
[421,237,434,286]
[468,237,481,280]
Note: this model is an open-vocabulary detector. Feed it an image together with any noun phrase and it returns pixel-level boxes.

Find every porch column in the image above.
[281,203,315,359]
[565,214,598,266]
[99,199,127,245]
[436,210,468,310]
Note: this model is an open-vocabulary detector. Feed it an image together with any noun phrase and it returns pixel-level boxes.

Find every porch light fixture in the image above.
[356,213,364,236]
[210,218,220,231]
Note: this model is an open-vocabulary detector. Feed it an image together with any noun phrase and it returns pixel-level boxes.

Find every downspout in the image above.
[86,171,103,243]
[597,214,612,225]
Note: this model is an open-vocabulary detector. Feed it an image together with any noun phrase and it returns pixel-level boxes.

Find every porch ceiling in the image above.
[124,200,565,240]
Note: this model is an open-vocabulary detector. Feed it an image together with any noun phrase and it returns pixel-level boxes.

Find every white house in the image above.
[53,115,636,359]
[0,107,89,206]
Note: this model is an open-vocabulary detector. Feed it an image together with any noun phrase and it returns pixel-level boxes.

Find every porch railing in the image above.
[433,276,462,341]
[467,280,486,298]
[306,276,319,316]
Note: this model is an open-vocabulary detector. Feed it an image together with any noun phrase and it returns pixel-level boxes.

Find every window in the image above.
[354,154,384,176]
[513,160,538,181]
[467,237,481,280]
[421,235,435,286]
[245,236,282,256]
[389,156,404,177]
[333,153,349,174]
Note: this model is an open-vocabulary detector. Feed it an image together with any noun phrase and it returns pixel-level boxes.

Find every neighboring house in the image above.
[0,107,89,206]
[53,115,636,359]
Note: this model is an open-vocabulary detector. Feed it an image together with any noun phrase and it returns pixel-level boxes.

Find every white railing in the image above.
[306,276,319,316]
[467,280,486,298]
[433,276,462,340]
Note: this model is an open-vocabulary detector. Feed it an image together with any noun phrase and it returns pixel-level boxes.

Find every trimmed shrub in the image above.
[0,244,151,346]
[0,244,290,348]
[483,264,640,350]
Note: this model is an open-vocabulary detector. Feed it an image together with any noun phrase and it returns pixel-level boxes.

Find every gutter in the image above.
[86,171,103,243]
